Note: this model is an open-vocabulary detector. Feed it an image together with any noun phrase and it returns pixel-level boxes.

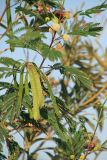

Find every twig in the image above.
[7,2,19,10]
[39,57,46,69]
[92,51,107,69]
[34,147,54,152]
[82,83,107,106]
[0,47,10,54]
[75,83,107,113]
[83,99,106,160]
[39,31,56,69]
[0,0,10,24]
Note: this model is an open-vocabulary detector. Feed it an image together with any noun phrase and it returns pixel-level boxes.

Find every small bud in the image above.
[63,34,70,41]
[45,17,50,22]
[52,16,59,23]
[70,155,75,159]
[55,43,63,52]
[46,5,51,12]
[93,144,101,151]
[49,27,54,33]
[51,23,61,31]
[64,11,71,19]
[38,6,43,13]
[88,139,98,150]
[80,154,85,160]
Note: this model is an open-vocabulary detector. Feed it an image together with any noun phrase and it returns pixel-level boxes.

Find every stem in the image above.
[92,51,107,69]
[0,0,10,24]
[0,47,10,54]
[83,84,107,106]
[75,83,107,113]
[39,31,56,69]
[49,31,56,48]
[39,58,46,69]
[83,100,106,160]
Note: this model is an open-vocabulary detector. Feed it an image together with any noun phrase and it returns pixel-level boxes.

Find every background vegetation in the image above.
[0,0,107,160]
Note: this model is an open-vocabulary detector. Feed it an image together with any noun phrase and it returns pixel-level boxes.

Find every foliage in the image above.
[75,1,107,17]
[0,0,107,160]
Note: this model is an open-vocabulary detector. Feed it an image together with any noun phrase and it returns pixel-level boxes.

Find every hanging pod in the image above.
[27,62,44,121]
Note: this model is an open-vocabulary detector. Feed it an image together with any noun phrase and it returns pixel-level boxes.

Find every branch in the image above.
[0,47,10,54]
[83,101,105,160]
[0,0,10,24]
[83,83,107,106]
[76,83,107,113]
[39,31,56,69]
[92,52,107,69]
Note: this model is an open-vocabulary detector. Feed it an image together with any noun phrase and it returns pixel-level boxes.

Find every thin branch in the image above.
[82,83,107,106]
[75,83,107,113]
[39,31,56,69]
[92,51,107,69]
[7,2,19,10]
[0,0,10,24]
[0,47,10,54]
[83,100,106,160]
[39,57,46,69]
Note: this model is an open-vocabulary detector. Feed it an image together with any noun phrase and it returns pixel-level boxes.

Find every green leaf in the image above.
[0,93,16,113]
[0,92,18,122]
[7,138,23,160]
[94,104,104,131]
[7,29,43,46]
[102,140,107,148]
[84,116,95,130]
[0,67,14,79]
[0,82,13,91]
[0,73,5,79]
[22,95,32,110]
[7,30,61,61]
[0,67,11,72]
[6,0,14,51]
[16,6,37,17]
[0,57,20,67]
[48,111,67,140]
[80,3,107,17]
[0,125,8,147]
[38,43,62,61]
[25,71,29,96]
[6,0,12,29]
[69,22,103,37]
[64,66,92,89]
[17,64,25,115]
[42,72,60,116]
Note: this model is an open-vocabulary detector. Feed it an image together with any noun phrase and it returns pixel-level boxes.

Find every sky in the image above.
[0,0,107,160]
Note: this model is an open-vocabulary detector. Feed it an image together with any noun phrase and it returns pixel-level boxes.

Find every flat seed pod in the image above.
[27,62,44,120]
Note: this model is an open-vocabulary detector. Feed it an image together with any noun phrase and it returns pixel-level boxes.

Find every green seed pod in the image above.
[27,63,44,120]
